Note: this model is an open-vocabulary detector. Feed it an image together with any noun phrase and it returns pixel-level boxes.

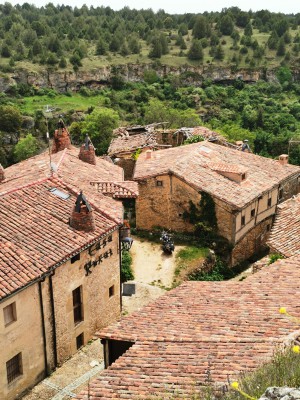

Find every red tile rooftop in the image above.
[76,256,300,399]
[0,178,119,300]
[134,142,300,209]
[1,147,124,222]
[267,194,300,257]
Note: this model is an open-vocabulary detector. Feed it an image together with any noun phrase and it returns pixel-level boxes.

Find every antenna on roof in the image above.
[43,105,56,175]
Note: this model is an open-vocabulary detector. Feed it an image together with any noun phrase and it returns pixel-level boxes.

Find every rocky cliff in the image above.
[0,64,293,93]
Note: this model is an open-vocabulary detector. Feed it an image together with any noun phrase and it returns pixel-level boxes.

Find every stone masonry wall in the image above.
[231,216,273,265]
[0,284,46,400]
[136,175,201,232]
[52,230,120,365]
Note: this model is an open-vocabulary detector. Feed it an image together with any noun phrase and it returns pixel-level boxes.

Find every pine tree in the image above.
[187,39,203,61]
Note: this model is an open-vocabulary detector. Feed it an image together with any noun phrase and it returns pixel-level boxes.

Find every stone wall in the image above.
[231,217,273,265]
[52,230,120,365]
[135,174,201,232]
[0,284,45,400]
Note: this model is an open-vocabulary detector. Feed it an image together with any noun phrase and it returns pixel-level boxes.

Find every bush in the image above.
[121,251,134,282]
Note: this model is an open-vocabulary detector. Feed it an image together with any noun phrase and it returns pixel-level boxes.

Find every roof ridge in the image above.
[56,147,68,171]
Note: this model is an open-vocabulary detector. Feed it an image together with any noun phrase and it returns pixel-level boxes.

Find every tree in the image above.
[219,14,234,35]
[149,37,162,58]
[32,39,43,56]
[80,108,120,155]
[244,22,253,36]
[214,44,224,60]
[0,105,22,133]
[192,16,209,39]
[1,44,11,58]
[14,134,39,162]
[277,38,286,56]
[187,39,203,61]
[96,38,107,55]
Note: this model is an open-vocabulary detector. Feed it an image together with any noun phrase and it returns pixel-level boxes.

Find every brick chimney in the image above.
[51,118,72,154]
[145,149,152,160]
[279,154,289,165]
[78,134,96,165]
[70,191,95,232]
[0,164,5,182]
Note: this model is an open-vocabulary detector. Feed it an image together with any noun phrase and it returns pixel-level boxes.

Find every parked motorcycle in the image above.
[160,231,175,254]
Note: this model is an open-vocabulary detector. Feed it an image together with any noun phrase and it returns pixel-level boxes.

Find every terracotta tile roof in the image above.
[134,142,300,209]
[267,194,300,257]
[1,147,124,223]
[0,178,118,300]
[108,133,158,156]
[90,181,139,198]
[208,162,248,174]
[76,256,300,399]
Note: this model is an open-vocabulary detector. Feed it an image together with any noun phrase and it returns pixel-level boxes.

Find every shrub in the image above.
[121,251,134,282]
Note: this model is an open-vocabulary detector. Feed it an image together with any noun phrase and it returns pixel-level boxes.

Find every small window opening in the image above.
[241,216,245,226]
[6,353,22,384]
[266,224,271,232]
[268,198,272,207]
[73,286,83,325]
[76,333,84,350]
[251,209,255,218]
[156,180,163,187]
[71,253,80,264]
[109,285,115,297]
[279,189,283,200]
[242,173,246,180]
[3,302,17,327]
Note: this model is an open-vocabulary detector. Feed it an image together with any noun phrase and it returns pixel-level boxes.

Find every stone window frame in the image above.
[3,302,17,327]
[73,286,84,325]
[241,215,245,226]
[109,285,115,298]
[6,353,22,384]
[76,333,84,350]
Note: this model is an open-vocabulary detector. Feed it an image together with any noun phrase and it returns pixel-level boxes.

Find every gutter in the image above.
[38,280,49,376]
[49,270,58,368]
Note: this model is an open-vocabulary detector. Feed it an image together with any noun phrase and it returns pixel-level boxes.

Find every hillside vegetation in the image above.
[1,4,300,168]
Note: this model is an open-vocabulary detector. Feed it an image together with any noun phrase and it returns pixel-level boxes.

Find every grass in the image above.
[174,246,209,282]
[15,92,106,115]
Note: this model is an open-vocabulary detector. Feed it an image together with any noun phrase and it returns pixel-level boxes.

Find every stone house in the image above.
[77,256,300,399]
[0,177,121,400]
[133,143,300,264]
[267,193,300,257]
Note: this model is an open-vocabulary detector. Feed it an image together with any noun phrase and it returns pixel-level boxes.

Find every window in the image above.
[266,224,271,232]
[242,173,246,180]
[109,285,115,297]
[71,253,80,264]
[6,353,22,384]
[241,216,245,226]
[156,180,163,187]
[268,198,272,207]
[3,302,16,327]
[73,286,83,324]
[251,209,255,218]
[279,188,283,200]
[76,333,84,350]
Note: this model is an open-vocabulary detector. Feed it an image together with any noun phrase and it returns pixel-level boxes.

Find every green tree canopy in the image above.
[0,105,22,133]
[80,108,120,155]
[14,134,39,162]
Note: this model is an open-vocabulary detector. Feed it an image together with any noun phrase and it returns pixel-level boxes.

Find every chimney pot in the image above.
[0,164,5,182]
[78,135,96,165]
[145,150,152,160]
[279,154,289,165]
[51,121,72,154]
[70,191,95,232]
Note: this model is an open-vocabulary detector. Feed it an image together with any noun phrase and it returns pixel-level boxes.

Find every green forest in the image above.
[1,2,300,166]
